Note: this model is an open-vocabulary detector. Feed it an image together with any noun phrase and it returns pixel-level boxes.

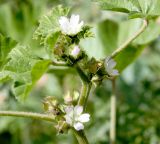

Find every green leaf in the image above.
[80,28,106,59]
[0,1,46,44]
[81,19,160,72]
[81,19,144,59]
[33,5,70,45]
[133,21,160,45]
[0,45,51,101]
[98,20,119,56]
[94,0,160,19]
[114,45,145,72]
[101,19,160,72]
[45,31,60,58]
[13,59,51,101]
[113,20,160,72]
[0,34,17,70]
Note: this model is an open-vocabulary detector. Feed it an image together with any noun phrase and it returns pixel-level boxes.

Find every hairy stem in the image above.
[78,82,92,110]
[75,64,91,109]
[74,65,91,144]
[0,111,55,122]
[111,19,148,58]
[110,79,116,144]
[76,65,90,83]
[73,129,89,144]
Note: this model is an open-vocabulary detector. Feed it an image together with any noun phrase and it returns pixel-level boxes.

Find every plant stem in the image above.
[110,79,116,144]
[78,82,91,110]
[76,64,91,109]
[76,65,90,83]
[72,129,89,144]
[0,111,55,122]
[111,19,148,58]
[74,65,91,144]
[52,61,68,66]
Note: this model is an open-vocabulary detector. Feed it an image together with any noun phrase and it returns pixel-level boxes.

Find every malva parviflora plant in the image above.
[1,1,160,143]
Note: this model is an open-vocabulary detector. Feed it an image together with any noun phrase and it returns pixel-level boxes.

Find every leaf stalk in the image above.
[111,19,148,58]
[0,111,55,122]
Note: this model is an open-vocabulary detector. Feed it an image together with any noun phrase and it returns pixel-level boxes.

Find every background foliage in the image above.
[0,0,160,144]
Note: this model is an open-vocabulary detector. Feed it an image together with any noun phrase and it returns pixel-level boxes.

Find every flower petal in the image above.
[70,15,79,25]
[108,59,116,69]
[74,105,83,115]
[59,16,68,25]
[59,16,70,34]
[112,69,119,76]
[104,58,119,76]
[64,115,72,125]
[78,21,84,28]
[59,17,69,28]
[65,105,74,113]
[59,14,83,35]
[74,122,84,131]
[78,113,90,123]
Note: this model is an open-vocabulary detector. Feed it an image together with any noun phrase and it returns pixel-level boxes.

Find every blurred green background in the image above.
[0,0,160,144]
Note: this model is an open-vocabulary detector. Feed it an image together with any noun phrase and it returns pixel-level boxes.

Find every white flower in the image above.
[64,105,90,131]
[71,45,80,57]
[104,58,119,76]
[59,14,84,35]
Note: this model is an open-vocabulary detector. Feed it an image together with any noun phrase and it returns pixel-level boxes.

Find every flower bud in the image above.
[64,91,73,104]
[55,120,69,134]
[73,91,80,101]
[43,96,60,115]
[70,45,81,58]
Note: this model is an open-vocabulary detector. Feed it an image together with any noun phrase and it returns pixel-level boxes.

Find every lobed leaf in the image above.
[33,5,70,45]
[0,44,51,101]
[0,34,17,70]
[94,0,160,19]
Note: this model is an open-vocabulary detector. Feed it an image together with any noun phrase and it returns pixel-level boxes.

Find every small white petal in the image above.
[74,105,83,115]
[70,15,79,25]
[59,16,70,34]
[64,115,72,125]
[59,16,68,25]
[74,122,84,131]
[112,69,119,76]
[65,105,74,114]
[78,113,90,123]
[108,59,116,69]
[104,58,119,76]
[71,46,80,57]
[79,21,84,28]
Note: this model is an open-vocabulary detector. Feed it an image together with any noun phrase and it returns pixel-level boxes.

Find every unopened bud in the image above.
[43,96,60,115]
[71,45,81,57]
[55,120,69,134]
[73,91,80,101]
[64,91,73,104]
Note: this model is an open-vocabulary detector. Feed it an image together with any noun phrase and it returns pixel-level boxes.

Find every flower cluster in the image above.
[57,13,119,131]
[55,14,86,63]
[64,105,90,131]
